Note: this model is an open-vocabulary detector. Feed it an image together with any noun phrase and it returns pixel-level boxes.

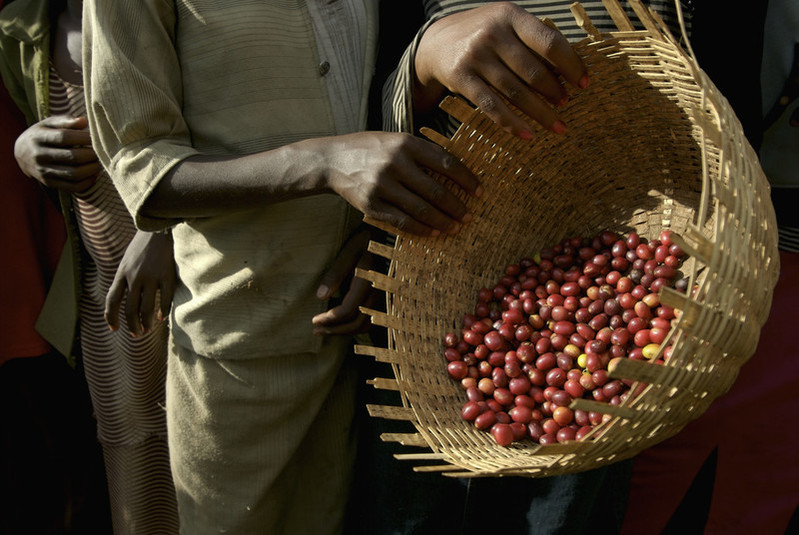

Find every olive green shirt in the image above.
[83,0,378,358]
[0,0,82,364]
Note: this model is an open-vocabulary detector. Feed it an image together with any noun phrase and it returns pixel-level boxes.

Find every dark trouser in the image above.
[345,357,632,535]
[0,352,111,535]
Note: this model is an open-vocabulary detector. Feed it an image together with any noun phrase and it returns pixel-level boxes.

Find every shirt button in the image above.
[318,61,330,76]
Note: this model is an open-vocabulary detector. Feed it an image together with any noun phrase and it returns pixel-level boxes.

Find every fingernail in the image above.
[558,95,569,107]
[475,186,484,198]
[316,284,330,299]
[518,129,533,140]
[552,121,567,135]
[431,229,441,237]
[579,74,590,89]
[462,213,473,223]
[448,223,461,234]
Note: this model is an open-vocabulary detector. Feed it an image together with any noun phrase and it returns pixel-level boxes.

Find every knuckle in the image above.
[428,182,447,204]
[496,2,521,20]
[493,2,527,28]
[477,92,498,113]
[52,130,70,145]
[459,40,486,63]
[414,203,431,220]
[365,177,386,203]
[392,215,409,232]
[525,64,547,86]
[39,167,59,181]
[394,134,417,156]
[498,80,521,101]
[441,153,456,171]
[539,32,564,58]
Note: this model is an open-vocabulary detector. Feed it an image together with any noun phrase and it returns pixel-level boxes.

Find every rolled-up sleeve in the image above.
[83,0,199,231]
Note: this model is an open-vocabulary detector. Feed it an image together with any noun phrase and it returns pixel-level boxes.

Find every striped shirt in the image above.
[49,62,177,533]
[760,0,799,253]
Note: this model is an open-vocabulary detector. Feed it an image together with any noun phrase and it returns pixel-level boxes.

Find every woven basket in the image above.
[356,0,779,477]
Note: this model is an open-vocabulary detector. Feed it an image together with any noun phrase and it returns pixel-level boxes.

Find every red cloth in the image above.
[0,79,67,365]
[622,250,799,535]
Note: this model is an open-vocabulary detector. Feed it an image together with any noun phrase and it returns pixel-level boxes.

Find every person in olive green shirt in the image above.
[82,1,586,533]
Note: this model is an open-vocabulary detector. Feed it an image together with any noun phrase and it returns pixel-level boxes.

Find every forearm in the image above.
[142,129,482,237]
[142,138,332,219]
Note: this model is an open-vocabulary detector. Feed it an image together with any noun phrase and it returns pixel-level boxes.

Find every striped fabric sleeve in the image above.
[778,228,799,253]
[381,16,440,134]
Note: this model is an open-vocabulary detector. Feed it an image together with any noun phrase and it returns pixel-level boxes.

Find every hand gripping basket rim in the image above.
[355,0,780,478]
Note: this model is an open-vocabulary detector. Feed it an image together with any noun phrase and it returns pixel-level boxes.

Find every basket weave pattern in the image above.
[357,0,779,477]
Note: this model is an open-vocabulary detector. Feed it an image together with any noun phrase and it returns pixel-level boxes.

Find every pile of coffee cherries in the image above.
[442,230,687,446]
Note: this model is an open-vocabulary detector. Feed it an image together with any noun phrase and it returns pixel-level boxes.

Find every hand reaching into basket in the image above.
[316,132,482,237]
[413,2,589,139]
[149,130,481,238]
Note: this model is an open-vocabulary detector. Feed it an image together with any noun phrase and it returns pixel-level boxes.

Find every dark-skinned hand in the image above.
[14,115,101,192]
[105,230,176,337]
[414,2,589,138]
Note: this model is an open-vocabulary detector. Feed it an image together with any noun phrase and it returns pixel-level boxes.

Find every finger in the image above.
[139,284,158,333]
[378,184,464,235]
[396,169,474,231]
[368,201,439,236]
[312,314,371,336]
[513,13,588,90]
[104,277,126,331]
[316,232,370,300]
[37,160,101,180]
[311,303,360,328]
[41,114,90,131]
[486,40,569,107]
[159,279,175,322]
[37,146,99,166]
[38,164,101,192]
[411,139,482,197]
[479,66,566,133]
[312,289,373,335]
[125,284,143,337]
[313,278,372,326]
[316,288,379,334]
[455,73,544,136]
[40,125,94,148]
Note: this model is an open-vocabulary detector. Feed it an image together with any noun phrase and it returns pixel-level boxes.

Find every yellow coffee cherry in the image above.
[642,343,660,360]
